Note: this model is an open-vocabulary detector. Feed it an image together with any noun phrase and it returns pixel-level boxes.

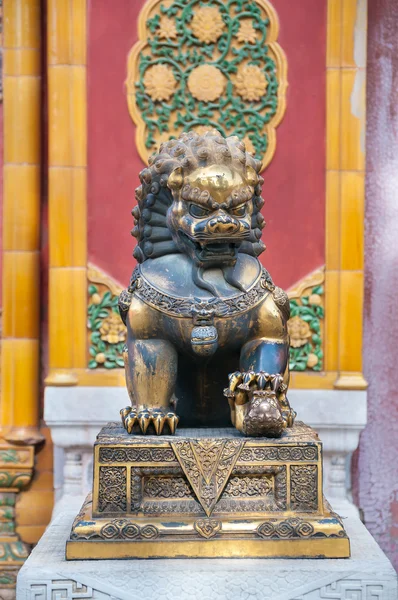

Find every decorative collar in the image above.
[130,266,274,319]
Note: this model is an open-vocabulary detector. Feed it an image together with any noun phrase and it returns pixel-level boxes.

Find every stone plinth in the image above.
[17,507,397,600]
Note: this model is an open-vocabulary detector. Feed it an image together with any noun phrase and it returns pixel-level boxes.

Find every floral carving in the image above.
[99,312,126,345]
[288,316,312,348]
[290,465,318,512]
[143,64,176,101]
[288,276,324,372]
[98,467,127,513]
[235,64,268,101]
[157,16,177,40]
[126,0,287,165]
[236,19,257,44]
[190,6,225,44]
[188,65,226,102]
[172,439,244,516]
[87,266,125,369]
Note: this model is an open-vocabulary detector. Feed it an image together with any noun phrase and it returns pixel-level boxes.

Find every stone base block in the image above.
[17,509,397,600]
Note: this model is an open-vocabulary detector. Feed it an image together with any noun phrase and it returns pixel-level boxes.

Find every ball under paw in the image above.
[242,391,286,438]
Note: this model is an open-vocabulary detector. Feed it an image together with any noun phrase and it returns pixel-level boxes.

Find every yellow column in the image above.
[1,0,44,443]
[325,0,367,390]
[46,0,87,384]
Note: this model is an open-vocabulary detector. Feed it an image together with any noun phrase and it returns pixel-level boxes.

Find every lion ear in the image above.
[168,167,183,191]
[245,165,258,187]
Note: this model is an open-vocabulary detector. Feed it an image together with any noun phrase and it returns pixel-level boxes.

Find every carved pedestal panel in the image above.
[66,422,349,559]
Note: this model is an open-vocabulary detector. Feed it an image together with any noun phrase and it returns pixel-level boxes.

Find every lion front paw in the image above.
[224,371,284,397]
[224,371,292,438]
[120,407,179,435]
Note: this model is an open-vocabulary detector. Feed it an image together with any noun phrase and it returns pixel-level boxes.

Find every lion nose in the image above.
[207,215,239,235]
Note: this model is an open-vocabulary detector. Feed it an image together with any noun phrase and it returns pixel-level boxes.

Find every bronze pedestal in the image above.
[66,422,349,559]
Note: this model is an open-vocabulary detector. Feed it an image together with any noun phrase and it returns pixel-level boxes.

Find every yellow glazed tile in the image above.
[290,372,336,390]
[0,340,39,428]
[324,270,339,371]
[2,252,40,339]
[48,168,74,267]
[3,77,40,164]
[71,169,88,264]
[3,165,40,251]
[17,525,48,546]
[72,268,90,369]
[48,66,86,167]
[49,268,87,369]
[48,67,72,166]
[71,0,87,65]
[70,66,87,167]
[49,168,87,267]
[3,48,41,76]
[47,0,71,65]
[340,171,364,270]
[342,0,367,68]
[326,69,341,171]
[326,0,342,67]
[341,0,357,67]
[47,0,86,65]
[338,271,363,372]
[325,170,340,271]
[341,69,365,171]
[3,0,41,49]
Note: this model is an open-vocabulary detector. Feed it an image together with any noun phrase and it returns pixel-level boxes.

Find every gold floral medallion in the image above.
[143,64,176,101]
[190,6,225,44]
[235,64,268,102]
[188,65,226,102]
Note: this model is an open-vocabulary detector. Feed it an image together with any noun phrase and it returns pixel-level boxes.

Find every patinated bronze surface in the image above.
[119,131,294,437]
[66,131,350,560]
[66,422,350,559]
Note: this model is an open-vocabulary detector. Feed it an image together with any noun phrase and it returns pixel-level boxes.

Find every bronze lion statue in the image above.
[119,131,295,437]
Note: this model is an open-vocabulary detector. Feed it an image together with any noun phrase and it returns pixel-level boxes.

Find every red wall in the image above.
[0,104,3,306]
[352,0,398,571]
[87,0,326,290]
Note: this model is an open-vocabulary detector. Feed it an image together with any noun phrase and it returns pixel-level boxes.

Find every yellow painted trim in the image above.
[326,0,367,390]
[1,0,43,440]
[47,0,88,375]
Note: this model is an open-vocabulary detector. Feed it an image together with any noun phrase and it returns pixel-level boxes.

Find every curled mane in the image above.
[131,131,266,263]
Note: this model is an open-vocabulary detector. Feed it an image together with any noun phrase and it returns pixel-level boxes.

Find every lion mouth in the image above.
[179,232,239,262]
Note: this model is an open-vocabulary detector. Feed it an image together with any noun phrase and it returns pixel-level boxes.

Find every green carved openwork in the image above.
[288,285,324,372]
[88,285,125,370]
[127,0,286,165]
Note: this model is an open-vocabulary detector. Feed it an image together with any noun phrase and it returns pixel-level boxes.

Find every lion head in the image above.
[131,131,266,293]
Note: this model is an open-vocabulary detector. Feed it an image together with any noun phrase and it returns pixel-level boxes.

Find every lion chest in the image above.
[127,291,286,357]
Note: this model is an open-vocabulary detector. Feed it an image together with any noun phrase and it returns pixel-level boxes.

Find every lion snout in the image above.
[206,215,240,235]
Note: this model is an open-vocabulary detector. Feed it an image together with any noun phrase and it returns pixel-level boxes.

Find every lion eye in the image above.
[231,205,246,217]
[189,204,211,218]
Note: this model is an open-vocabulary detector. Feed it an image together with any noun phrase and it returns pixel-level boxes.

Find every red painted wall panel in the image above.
[88,0,326,290]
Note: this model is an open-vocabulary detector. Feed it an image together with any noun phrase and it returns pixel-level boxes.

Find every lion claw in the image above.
[120,406,179,435]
